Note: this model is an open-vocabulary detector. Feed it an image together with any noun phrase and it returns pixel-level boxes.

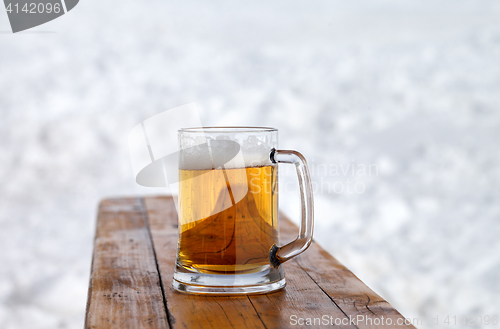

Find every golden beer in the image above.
[177,165,278,274]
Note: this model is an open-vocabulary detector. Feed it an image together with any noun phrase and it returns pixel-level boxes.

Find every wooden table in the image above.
[85,196,416,329]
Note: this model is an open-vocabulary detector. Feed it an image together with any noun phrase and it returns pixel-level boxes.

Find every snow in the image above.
[1,0,500,327]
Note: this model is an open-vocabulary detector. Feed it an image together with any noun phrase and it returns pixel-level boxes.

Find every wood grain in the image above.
[279,215,413,329]
[86,196,416,329]
[85,198,168,329]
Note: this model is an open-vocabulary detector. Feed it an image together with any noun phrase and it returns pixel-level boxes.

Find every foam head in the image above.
[179,135,274,170]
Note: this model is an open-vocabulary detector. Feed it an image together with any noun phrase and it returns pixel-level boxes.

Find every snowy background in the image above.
[1,0,500,328]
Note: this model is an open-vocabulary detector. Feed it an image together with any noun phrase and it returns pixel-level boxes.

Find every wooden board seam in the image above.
[247,296,270,329]
[294,258,360,329]
[140,197,175,328]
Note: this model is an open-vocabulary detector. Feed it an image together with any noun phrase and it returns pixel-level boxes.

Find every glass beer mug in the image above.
[173,127,314,294]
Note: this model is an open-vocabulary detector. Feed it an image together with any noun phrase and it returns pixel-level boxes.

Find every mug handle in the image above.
[269,149,314,268]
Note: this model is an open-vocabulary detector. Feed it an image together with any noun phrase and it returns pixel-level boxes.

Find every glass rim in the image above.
[179,126,277,133]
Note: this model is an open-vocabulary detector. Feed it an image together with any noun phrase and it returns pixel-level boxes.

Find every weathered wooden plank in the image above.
[143,196,267,329]
[85,198,169,329]
[245,216,357,327]
[279,211,415,329]
[89,195,415,329]
[247,260,357,328]
[144,196,358,328]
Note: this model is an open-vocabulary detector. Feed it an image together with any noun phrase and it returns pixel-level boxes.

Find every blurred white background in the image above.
[1,0,499,328]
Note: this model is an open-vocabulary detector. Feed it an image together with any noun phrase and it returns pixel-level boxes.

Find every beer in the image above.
[177,165,278,274]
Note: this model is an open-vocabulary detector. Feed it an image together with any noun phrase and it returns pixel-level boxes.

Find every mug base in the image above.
[172,277,286,295]
[172,263,286,295]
